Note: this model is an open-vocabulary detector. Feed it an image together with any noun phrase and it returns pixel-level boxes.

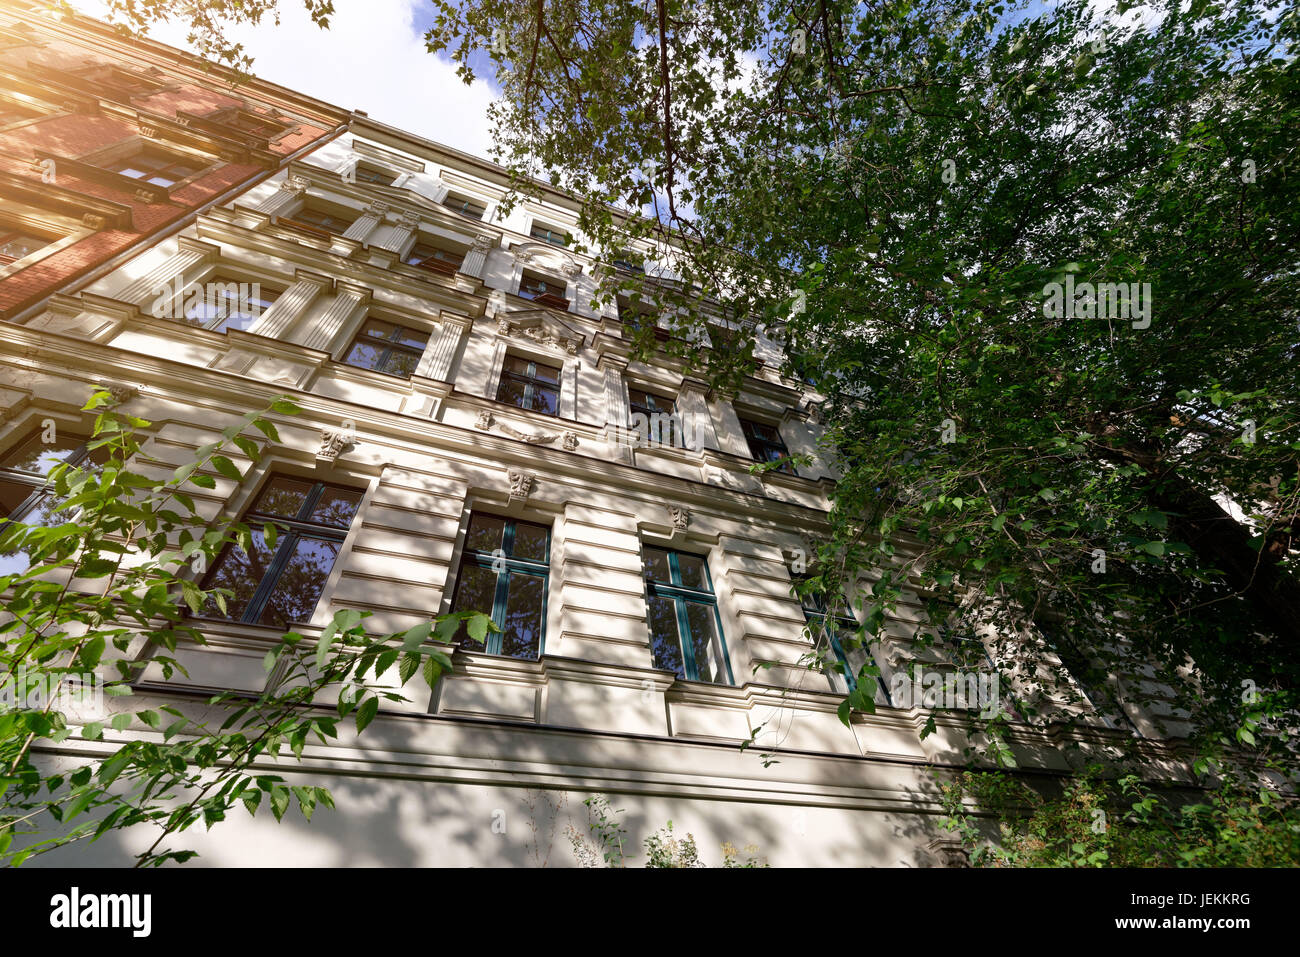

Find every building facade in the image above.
[0,8,1188,867]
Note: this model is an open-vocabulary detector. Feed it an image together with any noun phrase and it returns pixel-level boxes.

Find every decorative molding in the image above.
[507,468,535,501]
[496,313,582,355]
[316,427,354,465]
[477,410,579,450]
[668,505,690,531]
[285,173,311,192]
[472,233,496,251]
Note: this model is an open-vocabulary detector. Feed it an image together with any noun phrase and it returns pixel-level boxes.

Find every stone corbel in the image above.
[667,505,690,532]
[507,468,535,503]
[316,427,354,465]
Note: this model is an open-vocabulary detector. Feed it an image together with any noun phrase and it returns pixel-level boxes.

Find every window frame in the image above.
[403,241,463,277]
[180,274,281,334]
[0,430,93,522]
[198,476,362,628]
[450,514,551,659]
[108,147,205,188]
[278,204,356,239]
[0,225,53,266]
[798,584,891,704]
[495,354,562,417]
[341,318,431,379]
[529,222,569,247]
[739,416,793,473]
[442,194,486,220]
[643,546,734,685]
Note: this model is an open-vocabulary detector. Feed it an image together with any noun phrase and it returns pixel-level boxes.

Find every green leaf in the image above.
[355,696,379,734]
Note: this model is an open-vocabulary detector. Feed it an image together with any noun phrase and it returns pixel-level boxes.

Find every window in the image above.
[1040,626,1137,734]
[518,272,568,309]
[628,387,676,421]
[351,164,396,186]
[200,476,363,628]
[530,222,569,247]
[0,430,106,575]
[342,318,429,378]
[739,417,792,473]
[496,355,561,416]
[182,276,279,333]
[403,242,462,277]
[110,149,204,188]
[642,546,732,684]
[612,251,645,272]
[279,205,355,239]
[212,108,288,139]
[450,513,550,660]
[797,582,890,703]
[628,387,680,446]
[442,194,486,220]
[0,227,51,265]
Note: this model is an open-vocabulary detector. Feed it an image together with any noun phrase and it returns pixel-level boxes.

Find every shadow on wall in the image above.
[28,716,961,868]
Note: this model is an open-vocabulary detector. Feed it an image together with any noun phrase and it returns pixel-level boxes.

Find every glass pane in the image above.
[648,596,684,679]
[0,487,58,575]
[529,385,559,416]
[2,431,82,475]
[344,340,386,372]
[643,546,671,582]
[531,361,561,384]
[0,478,36,518]
[381,348,420,379]
[251,476,314,519]
[503,355,532,376]
[500,571,545,660]
[676,553,709,591]
[203,528,275,621]
[256,534,341,627]
[360,319,394,339]
[465,514,506,553]
[511,521,548,562]
[309,485,363,528]
[685,601,727,684]
[392,326,428,349]
[451,563,498,650]
[496,376,529,410]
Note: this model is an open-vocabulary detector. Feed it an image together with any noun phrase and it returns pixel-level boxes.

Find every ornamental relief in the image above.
[475,411,579,451]
[496,318,581,355]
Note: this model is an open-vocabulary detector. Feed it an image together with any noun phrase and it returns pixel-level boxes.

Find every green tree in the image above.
[0,389,491,865]
[80,0,1300,852]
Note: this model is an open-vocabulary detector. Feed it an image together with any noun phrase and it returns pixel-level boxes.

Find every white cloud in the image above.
[70,0,499,158]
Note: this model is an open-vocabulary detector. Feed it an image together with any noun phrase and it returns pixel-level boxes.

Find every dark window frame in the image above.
[0,431,93,522]
[198,476,361,627]
[643,546,734,685]
[797,583,891,704]
[278,204,356,239]
[739,417,793,473]
[496,355,562,417]
[450,514,551,659]
[342,319,430,379]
